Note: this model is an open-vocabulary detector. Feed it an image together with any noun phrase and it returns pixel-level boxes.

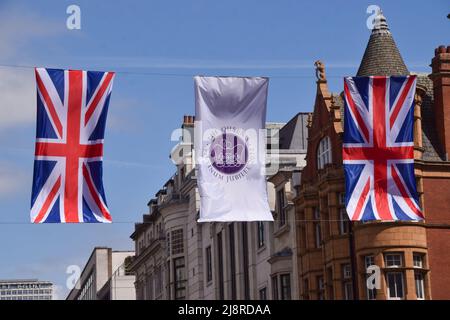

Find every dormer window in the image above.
[317,136,332,169]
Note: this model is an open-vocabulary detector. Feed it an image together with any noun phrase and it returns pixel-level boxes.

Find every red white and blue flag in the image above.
[343,76,424,221]
[31,68,115,223]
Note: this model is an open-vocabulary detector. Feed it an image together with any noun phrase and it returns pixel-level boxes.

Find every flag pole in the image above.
[348,220,360,300]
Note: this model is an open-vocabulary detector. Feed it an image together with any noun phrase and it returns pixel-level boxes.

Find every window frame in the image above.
[342,264,352,279]
[271,276,278,300]
[413,253,424,269]
[205,246,213,284]
[277,188,287,227]
[314,222,322,248]
[386,271,405,300]
[280,274,292,300]
[414,271,425,300]
[259,287,267,300]
[385,253,403,268]
[364,255,377,300]
[171,228,184,255]
[364,255,375,269]
[313,207,322,248]
[317,276,325,300]
[173,257,186,300]
[343,281,353,300]
[317,136,332,170]
[257,221,265,248]
[339,208,349,235]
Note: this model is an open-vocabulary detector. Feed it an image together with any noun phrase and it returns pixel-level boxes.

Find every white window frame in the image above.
[386,272,405,300]
[342,266,353,300]
[343,264,352,279]
[343,282,353,300]
[317,136,332,169]
[413,253,424,268]
[171,228,184,255]
[364,255,376,300]
[364,255,375,269]
[385,253,403,268]
[414,271,425,300]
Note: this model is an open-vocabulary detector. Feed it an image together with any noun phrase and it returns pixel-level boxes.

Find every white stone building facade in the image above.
[129,113,308,300]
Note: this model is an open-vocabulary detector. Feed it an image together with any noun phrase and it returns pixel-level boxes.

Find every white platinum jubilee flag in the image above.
[194,76,273,222]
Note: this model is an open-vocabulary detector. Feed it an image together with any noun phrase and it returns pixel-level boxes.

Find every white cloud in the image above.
[0,161,28,197]
[0,68,36,130]
[0,5,60,130]
[0,5,60,60]
[52,284,66,300]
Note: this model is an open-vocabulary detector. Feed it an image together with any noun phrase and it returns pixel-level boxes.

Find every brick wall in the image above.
[423,177,450,299]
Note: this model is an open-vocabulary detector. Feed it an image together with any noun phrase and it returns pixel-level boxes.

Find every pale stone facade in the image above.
[66,247,135,300]
[129,114,308,300]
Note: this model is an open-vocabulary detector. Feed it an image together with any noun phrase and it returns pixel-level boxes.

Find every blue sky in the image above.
[0,0,448,298]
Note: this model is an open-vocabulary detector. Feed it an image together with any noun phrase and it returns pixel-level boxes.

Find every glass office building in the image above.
[0,279,53,300]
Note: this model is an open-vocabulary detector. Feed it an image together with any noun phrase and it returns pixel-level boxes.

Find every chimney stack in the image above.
[430,45,450,160]
[182,115,195,127]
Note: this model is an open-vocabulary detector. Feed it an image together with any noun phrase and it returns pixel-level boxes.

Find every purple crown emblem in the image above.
[210,133,248,174]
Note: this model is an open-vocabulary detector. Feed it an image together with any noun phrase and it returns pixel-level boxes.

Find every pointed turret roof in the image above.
[356,10,409,76]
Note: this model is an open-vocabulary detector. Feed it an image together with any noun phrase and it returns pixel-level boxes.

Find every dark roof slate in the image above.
[417,75,444,161]
[279,112,309,151]
[356,11,409,77]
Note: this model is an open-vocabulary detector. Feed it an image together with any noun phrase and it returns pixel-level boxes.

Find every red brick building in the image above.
[294,11,450,300]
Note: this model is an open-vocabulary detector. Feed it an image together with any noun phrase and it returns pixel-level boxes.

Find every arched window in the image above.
[317,136,332,169]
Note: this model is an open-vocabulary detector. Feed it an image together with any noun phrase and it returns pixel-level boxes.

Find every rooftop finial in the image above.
[357,8,408,76]
[372,9,390,34]
[314,60,326,82]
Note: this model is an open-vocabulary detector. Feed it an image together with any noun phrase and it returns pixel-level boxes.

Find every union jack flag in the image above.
[343,76,424,221]
[31,68,115,223]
